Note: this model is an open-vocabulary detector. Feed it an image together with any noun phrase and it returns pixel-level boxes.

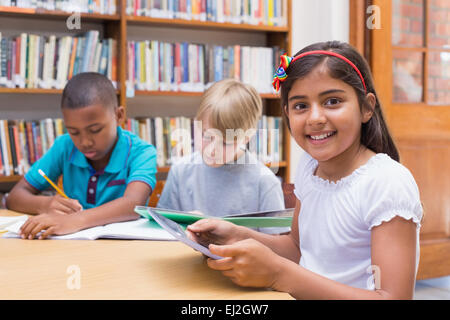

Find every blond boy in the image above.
[157,79,285,232]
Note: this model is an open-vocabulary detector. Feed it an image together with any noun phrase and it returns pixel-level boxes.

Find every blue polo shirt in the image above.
[24,127,157,209]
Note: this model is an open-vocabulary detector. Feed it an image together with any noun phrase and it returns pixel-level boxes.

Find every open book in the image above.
[135,206,294,228]
[0,215,175,241]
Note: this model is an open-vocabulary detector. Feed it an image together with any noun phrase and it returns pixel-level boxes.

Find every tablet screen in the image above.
[147,208,223,260]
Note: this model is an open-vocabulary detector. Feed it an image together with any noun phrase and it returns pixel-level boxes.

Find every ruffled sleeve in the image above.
[362,158,423,230]
[293,151,316,201]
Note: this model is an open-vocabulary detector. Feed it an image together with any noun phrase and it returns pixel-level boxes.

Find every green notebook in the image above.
[134,206,293,228]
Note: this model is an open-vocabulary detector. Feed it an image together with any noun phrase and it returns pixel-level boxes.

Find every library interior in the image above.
[0,0,449,300]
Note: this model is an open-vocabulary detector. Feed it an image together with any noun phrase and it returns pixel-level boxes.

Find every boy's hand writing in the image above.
[19,213,83,240]
[44,194,83,215]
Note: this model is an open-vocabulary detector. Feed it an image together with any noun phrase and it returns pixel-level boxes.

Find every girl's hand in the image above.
[43,195,83,215]
[206,239,284,289]
[186,218,247,247]
[19,213,83,239]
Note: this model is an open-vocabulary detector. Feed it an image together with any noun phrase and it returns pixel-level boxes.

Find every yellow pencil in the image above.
[38,169,69,199]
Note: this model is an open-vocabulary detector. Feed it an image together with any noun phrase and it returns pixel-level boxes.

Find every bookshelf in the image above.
[0,0,292,188]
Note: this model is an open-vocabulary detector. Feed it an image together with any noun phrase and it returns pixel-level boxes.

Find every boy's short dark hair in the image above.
[61,72,118,110]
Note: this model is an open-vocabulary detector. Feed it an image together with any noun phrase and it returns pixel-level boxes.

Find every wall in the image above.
[289,0,349,182]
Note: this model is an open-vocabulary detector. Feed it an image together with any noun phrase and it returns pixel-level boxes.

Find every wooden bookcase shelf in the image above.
[0,175,22,183]
[0,88,63,94]
[125,15,290,32]
[132,90,280,99]
[1,161,287,183]
[0,88,121,95]
[0,0,292,186]
[0,6,120,21]
[0,88,280,101]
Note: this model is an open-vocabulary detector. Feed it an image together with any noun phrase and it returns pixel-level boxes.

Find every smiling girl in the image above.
[187,41,423,299]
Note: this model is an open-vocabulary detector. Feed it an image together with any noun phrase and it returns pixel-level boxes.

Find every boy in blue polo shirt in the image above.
[6,72,157,239]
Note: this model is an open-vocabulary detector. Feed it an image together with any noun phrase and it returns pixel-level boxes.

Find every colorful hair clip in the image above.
[272,54,292,92]
[271,50,367,93]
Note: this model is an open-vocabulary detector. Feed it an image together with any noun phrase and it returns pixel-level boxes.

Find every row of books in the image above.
[0,119,66,176]
[126,0,287,27]
[0,31,117,89]
[0,0,117,15]
[127,40,282,94]
[0,115,283,176]
[126,115,283,167]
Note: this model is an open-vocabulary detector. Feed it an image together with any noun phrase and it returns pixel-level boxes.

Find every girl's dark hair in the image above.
[280,41,399,162]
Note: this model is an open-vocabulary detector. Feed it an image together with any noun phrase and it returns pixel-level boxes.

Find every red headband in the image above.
[272,50,367,93]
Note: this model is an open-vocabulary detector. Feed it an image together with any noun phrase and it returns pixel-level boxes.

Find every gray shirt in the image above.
[157,151,285,218]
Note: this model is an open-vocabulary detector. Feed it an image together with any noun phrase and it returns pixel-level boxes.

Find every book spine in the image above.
[140,41,146,89]
[0,120,10,176]
[0,124,3,175]
[208,45,214,86]
[18,120,30,173]
[26,35,32,88]
[198,44,204,88]
[268,0,273,25]
[170,43,175,90]
[25,121,35,164]
[68,37,78,80]
[174,42,181,89]
[181,42,188,88]
[110,38,117,88]
[32,121,42,161]
[38,34,45,88]
[81,31,92,73]
[108,38,114,85]
[12,123,23,174]
[214,45,223,82]
[93,41,102,73]
[163,117,170,164]
[199,0,206,21]
[278,117,283,161]
[151,40,159,90]
[1,37,9,87]
[222,46,229,82]
[63,36,72,84]
[14,36,21,87]
[19,33,27,88]
[5,38,12,87]
[98,39,108,76]
[155,117,165,167]
[228,45,234,79]
[234,45,240,81]
[134,41,140,89]
[0,32,2,86]
[55,36,65,89]
[41,38,50,88]
[88,32,99,72]
[4,120,14,176]
[127,41,133,89]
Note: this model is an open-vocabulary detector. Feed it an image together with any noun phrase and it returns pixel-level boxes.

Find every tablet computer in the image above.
[147,207,223,260]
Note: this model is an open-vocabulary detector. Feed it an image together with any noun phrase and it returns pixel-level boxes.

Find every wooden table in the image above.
[0,210,292,300]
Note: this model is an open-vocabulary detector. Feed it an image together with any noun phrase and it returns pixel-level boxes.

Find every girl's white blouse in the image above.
[294,152,423,290]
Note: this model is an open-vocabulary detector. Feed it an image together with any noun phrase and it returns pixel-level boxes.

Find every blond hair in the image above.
[196,79,262,139]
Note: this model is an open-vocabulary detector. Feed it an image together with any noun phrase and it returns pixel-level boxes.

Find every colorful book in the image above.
[135,206,294,228]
